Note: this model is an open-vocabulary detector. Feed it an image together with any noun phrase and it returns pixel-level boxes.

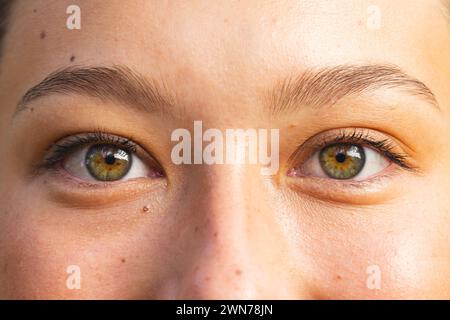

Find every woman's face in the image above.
[0,0,449,299]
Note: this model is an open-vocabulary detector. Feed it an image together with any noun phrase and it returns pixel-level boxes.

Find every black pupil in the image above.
[335,152,346,163]
[105,153,116,165]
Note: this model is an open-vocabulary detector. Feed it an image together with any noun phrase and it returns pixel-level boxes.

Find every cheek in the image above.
[0,203,75,299]
[304,232,431,299]
[289,197,450,299]
[0,187,175,299]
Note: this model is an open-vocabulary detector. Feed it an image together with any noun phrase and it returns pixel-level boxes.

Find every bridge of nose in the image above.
[162,165,304,298]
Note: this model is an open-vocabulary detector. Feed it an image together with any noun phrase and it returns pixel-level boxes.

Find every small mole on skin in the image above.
[121,258,126,263]
[70,55,76,62]
[40,31,46,39]
[213,232,218,238]
[235,269,242,276]
[194,226,199,233]
[30,107,34,112]
[33,9,37,13]
[142,205,149,213]
[336,275,342,280]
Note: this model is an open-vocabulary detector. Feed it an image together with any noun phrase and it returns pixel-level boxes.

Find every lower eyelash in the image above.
[41,131,137,168]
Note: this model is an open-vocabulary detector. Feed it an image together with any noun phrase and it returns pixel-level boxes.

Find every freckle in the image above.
[235,269,242,276]
[194,226,199,233]
[142,205,149,213]
[33,9,37,13]
[121,258,126,263]
[70,55,76,62]
[205,276,211,281]
[223,18,228,23]
[30,107,34,112]
[213,232,218,238]
[288,124,296,129]
[40,31,46,39]
[336,275,342,280]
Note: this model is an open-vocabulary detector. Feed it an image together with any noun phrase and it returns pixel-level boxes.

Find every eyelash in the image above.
[41,131,138,169]
[296,128,415,171]
[39,128,414,179]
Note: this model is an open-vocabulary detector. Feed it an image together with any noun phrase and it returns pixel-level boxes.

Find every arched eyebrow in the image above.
[266,64,439,115]
[15,65,177,117]
[15,64,439,119]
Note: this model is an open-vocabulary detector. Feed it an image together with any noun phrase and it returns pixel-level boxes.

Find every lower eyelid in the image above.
[285,164,405,205]
[37,167,167,208]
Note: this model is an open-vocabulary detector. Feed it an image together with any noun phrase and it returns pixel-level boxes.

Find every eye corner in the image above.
[287,128,416,183]
[39,131,165,185]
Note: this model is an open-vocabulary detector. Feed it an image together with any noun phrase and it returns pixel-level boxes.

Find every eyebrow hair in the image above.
[267,64,439,115]
[16,65,177,116]
[16,64,439,120]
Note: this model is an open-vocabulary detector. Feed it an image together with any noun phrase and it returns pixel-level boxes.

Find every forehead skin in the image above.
[1,0,449,119]
[0,0,449,299]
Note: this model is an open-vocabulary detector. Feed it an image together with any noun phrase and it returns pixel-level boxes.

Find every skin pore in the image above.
[0,0,449,299]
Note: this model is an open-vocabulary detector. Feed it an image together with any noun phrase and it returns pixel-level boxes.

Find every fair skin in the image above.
[0,0,449,299]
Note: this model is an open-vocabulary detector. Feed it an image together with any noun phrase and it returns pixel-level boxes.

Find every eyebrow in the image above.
[16,64,439,119]
[15,65,177,117]
[267,64,439,115]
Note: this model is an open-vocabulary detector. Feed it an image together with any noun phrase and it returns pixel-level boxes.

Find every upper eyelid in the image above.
[41,132,139,167]
[287,128,414,171]
[39,131,167,178]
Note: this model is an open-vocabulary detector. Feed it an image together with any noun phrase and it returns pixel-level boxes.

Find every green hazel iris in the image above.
[85,144,132,181]
[319,143,365,179]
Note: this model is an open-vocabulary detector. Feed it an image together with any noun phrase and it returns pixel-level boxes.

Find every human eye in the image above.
[286,128,417,203]
[40,131,164,183]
